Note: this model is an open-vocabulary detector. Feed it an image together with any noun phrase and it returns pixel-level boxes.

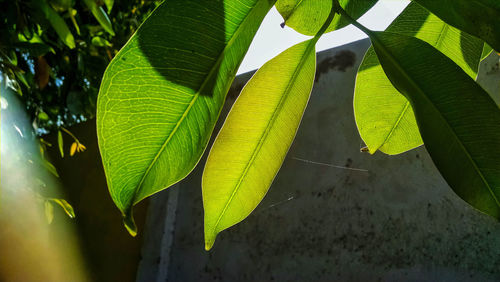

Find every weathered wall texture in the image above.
[138,39,500,282]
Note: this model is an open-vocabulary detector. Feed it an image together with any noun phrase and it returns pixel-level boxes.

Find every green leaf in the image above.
[367,30,500,219]
[413,0,500,52]
[203,39,317,250]
[481,43,494,61]
[104,0,114,13]
[58,130,64,158]
[34,0,75,49]
[97,0,274,236]
[49,198,76,218]
[276,0,377,36]
[91,36,112,47]
[42,159,59,178]
[354,2,483,155]
[83,0,115,36]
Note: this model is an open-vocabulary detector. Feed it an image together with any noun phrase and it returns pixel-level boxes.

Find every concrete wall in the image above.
[137,39,500,281]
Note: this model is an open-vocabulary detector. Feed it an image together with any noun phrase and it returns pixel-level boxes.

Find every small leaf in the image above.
[83,0,115,36]
[276,0,377,36]
[354,2,483,155]
[58,130,64,158]
[43,160,59,178]
[97,0,275,235]
[413,0,500,52]
[203,39,316,250]
[45,200,54,224]
[49,198,76,218]
[91,36,112,47]
[38,111,50,121]
[367,30,500,218]
[70,142,77,156]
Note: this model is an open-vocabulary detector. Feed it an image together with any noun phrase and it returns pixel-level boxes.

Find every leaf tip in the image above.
[123,210,137,237]
[204,229,216,251]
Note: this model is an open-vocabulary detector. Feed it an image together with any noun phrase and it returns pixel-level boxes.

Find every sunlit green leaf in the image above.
[104,0,114,13]
[83,0,115,36]
[276,0,377,36]
[354,2,483,155]
[58,130,64,158]
[367,29,500,219]
[203,39,316,250]
[42,159,59,178]
[413,0,500,52]
[49,198,76,218]
[91,36,112,47]
[34,0,75,49]
[97,0,274,236]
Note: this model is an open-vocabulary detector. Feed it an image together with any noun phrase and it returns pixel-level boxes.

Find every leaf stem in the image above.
[60,126,81,143]
[332,0,373,37]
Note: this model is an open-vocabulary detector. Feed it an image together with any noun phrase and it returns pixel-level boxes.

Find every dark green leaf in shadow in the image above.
[368,30,500,218]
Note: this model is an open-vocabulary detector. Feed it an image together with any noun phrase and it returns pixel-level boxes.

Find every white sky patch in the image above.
[238,0,410,74]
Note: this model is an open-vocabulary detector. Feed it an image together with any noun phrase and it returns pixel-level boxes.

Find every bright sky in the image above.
[238,0,410,74]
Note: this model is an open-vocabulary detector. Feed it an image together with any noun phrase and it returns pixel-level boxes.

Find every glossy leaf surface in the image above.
[203,39,316,250]
[354,2,483,155]
[97,0,274,235]
[413,0,500,52]
[34,0,75,49]
[369,31,500,219]
[276,0,377,36]
[83,0,115,36]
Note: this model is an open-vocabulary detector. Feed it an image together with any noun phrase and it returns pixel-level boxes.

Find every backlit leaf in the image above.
[34,0,75,49]
[83,0,115,36]
[97,0,274,235]
[276,0,377,36]
[354,2,483,155]
[413,0,500,52]
[203,39,316,250]
[58,130,64,158]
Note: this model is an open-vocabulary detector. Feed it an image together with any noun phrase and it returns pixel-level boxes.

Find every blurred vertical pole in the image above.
[0,76,89,281]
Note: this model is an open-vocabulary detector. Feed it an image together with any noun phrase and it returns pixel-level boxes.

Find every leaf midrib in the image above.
[131,0,267,205]
[211,40,315,234]
[372,32,500,208]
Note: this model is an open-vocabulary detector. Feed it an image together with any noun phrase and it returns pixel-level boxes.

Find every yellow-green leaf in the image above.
[49,198,76,218]
[413,0,500,52]
[97,0,275,236]
[58,130,64,158]
[354,2,483,155]
[203,39,316,250]
[276,0,377,36]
